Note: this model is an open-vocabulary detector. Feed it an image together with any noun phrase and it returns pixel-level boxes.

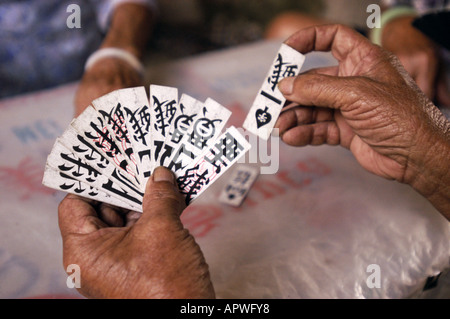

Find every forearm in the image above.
[100,3,155,59]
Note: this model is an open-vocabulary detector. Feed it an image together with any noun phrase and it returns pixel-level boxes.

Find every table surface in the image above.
[0,39,448,299]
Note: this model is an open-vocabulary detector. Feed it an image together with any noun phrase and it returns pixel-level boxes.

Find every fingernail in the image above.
[152,166,175,184]
[271,127,280,137]
[278,77,295,95]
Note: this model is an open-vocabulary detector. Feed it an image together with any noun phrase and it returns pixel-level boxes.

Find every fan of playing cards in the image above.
[42,85,251,211]
[42,43,306,211]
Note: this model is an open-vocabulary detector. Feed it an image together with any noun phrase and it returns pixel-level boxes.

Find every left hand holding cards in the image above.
[59,166,215,299]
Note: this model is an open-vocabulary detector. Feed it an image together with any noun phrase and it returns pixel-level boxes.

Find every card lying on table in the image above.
[42,85,250,211]
[243,43,305,140]
[219,164,260,207]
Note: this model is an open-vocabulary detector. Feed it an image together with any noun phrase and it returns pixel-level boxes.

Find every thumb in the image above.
[139,166,186,226]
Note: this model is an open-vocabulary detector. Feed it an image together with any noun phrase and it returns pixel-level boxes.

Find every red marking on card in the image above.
[95,124,135,178]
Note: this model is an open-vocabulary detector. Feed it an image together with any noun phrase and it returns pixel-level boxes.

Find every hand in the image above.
[73,2,154,117]
[58,167,215,298]
[381,16,450,105]
[275,25,450,217]
[74,57,143,116]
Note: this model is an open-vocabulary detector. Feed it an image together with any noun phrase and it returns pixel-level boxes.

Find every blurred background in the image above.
[145,0,380,63]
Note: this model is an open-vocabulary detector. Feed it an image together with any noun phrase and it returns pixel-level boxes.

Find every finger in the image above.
[58,194,108,238]
[276,105,354,148]
[276,105,334,134]
[124,211,141,227]
[278,73,364,110]
[284,24,371,62]
[138,166,186,227]
[276,105,339,146]
[97,203,126,227]
[276,107,309,134]
[301,65,339,77]
[281,121,340,146]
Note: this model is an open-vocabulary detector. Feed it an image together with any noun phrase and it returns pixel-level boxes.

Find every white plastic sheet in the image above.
[0,40,448,298]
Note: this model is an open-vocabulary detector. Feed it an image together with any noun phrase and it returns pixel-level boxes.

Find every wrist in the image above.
[84,48,145,75]
[102,3,154,59]
[406,121,450,219]
[100,36,144,60]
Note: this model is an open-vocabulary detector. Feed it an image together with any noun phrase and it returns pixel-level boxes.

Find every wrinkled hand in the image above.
[58,167,215,298]
[74,57,143,116]
[381,16,450,106]
[275,25,450,215]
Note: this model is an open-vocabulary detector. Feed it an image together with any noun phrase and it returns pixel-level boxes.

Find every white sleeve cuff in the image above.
[84,47,145,75]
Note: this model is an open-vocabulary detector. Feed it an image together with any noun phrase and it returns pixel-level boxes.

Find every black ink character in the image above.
[225,185,246,200]
[98,103,129,142]
[73,134,109,169]
[152,96,177,137]
[126,105,151,146]
[205,132,245,174]
[59,172,97,196]
[58,152,100,183]
[255,107,272,128]
[167,144,195,172]
[177,166,210,205]
[171,113,196,144]
[268,53,298,91]
[189,118,221,150]
[234,171,251,185]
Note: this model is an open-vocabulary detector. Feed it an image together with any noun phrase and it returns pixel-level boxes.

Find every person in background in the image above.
[370,0,450,106]
[147,0,325,58]
[0,1,156,116]
[265,0,450,108]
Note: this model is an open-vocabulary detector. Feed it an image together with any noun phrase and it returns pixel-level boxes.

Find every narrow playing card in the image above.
[46,139,144,210]
[120,87,153,185]
[58,124,139,194]
[92,87,148,187]
[71,106,140,187]
[92,86,152,187]
[158,93,203,171]
[162,95,232,175]
[92,90,138,179]
[218,164,259,207]
[42,165,141,211]
[165,93,204,147]
[243,43,305,140]
[149,84,179,170]
[176,126,251,205]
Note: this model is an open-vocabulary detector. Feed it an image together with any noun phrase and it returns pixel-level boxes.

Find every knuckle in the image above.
[144,185,185,212]
[58,195,73,220]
